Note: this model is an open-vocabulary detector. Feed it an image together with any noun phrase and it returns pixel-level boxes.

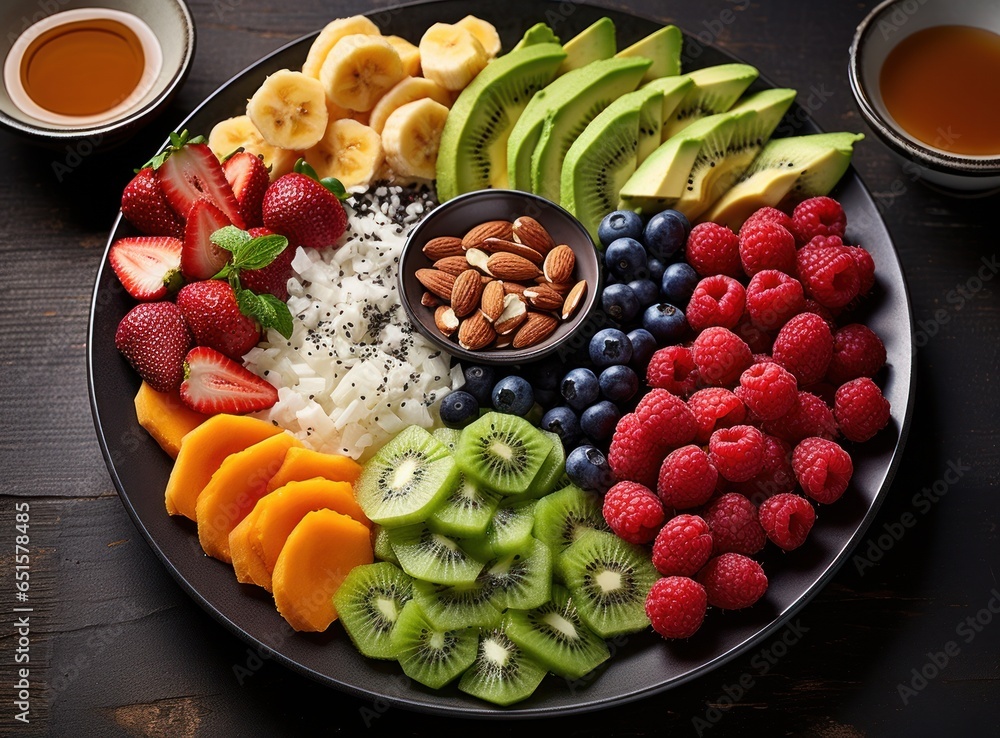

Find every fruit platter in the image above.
[88,0,914,717]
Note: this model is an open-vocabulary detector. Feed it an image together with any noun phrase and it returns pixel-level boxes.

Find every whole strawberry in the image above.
[176,280,261,360]
[262,169,347,250]
[115,302,193,392]
[239,227,295,301]
[120,167,185,239]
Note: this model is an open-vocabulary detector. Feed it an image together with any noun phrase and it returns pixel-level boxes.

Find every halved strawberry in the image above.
[181,200,231,280]
[223,151,269,229]
[179,346,278,414]
[159,140,246,228]
[120,168,185,238]
[109,236,184,301]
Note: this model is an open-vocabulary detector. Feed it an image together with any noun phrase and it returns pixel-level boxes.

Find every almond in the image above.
[522,284,564,311]
[494,294,528,334]
[487,252,542,280]
[422,236,465,260]
[512,311,559,348]
[415,269,455,301]
[538,279,574,295]
[561,279,588,320]
[464,247,492,275]
[461,220,513,250]
[458,311,496,350]
[543,244,575,284]
[479,237,544,265]
[481,280,505,323]
[450,269,483,318]
[433,255,472,276]
[512,216,556,254]
[493,333,513,349]
[503,281,527,298]
[420,291,440,308]
[434,305,459,336]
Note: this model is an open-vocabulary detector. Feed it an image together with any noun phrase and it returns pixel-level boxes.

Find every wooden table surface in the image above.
[1,0,998,735]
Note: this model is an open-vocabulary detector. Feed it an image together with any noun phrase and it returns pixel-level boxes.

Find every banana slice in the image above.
[418,23,489,91]
[454,16,502,58]
[381,97,450,181]
[320,34,406,113]
[326,99,371,126]
[208,115,300,181]
[304,118,384,190]
[246,69,329,151]
[385,35,421,77]
[301,15,381,79]
[368,76,452,134]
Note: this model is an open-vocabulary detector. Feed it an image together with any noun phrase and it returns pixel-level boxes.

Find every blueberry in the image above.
[626,328,658,370]
[599,364,639,403]
[491,375,534,416]
[627,278,660,308]
[604,237,647,281]
[601,282,641,324]
[560,367,600,411]
[660,261,699,308]
[647,257,666,284]
[580,401,621,442]
[589,327,633,367]
[598,209,644,247]
[462,364,496,406]
[643,303,689,344]
[643,209,690,260]
[540,406,581,447]
[565,444,616,493]
[439,390,480,429]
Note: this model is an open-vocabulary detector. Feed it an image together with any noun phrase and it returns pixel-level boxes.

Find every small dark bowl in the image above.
[398,189,602,366]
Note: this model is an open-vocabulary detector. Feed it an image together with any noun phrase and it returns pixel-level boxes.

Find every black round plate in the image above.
[88,0,915,718]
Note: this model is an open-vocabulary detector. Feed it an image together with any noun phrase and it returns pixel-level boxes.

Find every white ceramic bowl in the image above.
[849,0,1000,195]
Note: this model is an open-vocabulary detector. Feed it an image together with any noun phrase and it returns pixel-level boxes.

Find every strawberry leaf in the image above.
[293,158,349,201]
[140,129,209,170]
[236,288,294,339]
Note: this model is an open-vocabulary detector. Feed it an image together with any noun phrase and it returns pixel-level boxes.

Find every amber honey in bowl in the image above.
[879,25,1000,157]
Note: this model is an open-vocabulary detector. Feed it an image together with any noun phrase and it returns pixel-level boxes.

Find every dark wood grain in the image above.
[1,0,998,735]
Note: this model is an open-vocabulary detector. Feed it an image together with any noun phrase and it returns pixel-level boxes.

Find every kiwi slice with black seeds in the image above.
[432,426,461,453]
[533,483,610,560]
[412,578,502,631]
[333,562,413,660]
[427,474,502,538]
[456,412,553,496]
[457,626,549,706]
[482,537,552,611]
[371,524,399,566]
[388,523,486,585]
[464,499,538,560]
[390,600,478,690]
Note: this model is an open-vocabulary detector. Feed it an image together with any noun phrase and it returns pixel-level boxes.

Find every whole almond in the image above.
[522,284,564,311]
[462,220,513,250]
[433,255,471,276]
[561,279,588,320]
[434,305,459,336]
[512,216,556,254]
[512,312,559,348]
[458,311,496,350]
[423,236,465,260]
[420,291,440,308]
[480,237,544,265]
[543,244,575,284]
[450,269,483,318]
[481,280,505,323]
[416,269,455,301]
[487,252,542,280]
[494,294,528,334]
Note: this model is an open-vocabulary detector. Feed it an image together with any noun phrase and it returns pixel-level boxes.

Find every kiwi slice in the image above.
[432,426,462,453]
[372,523,399,565]
[457,626,549,706]
[482,537,552,611]
[455,412,553,496]
[556,530,659,638]
[558,17,616,75]
[412,578,502,630]
[333,562,413,660]
[505,584,611,679]
[527,430,566,497]
[533,483,610,559]
[427,474,502,538]
[465,499,538,559]
[663,63,759,138]
[388,523,486,585]
[390,600,478,690]
[354,425,458,527]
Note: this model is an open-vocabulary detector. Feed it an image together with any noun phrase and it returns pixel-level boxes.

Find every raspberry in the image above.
[697,553,768,609]
[634,388,697,448]
[758,493,816,550]
[609,390,697,488]
[652,514,713,576]
[608,414,662,489]
[686,275,746,331]
[745,269,806,331]
[602,481,666,544]
[796,236,860,308]
[792,437,853,504]
[687,388,747,444]
[791,196,847,244]
[703,493,766,555]
[738,220,797,276]
[729,434,796,504]
[762,390,838,443]
[734,316,774,355]
[834,377,891,443]
[646,345,699,396]
[686,222,743,278]
[709,425,765,483]
[772,312,833,386]
[826,323,886,385]
[692,326,752,386]
[845,245,876,296]
[735,361,798,420]
[645,576,707,639]
[803,298,838,330]
[658,445,718,509]
[742,206,794,233]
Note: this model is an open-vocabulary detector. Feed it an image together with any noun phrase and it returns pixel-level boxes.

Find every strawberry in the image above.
[239,227,294,301]
[181,200,232,281]
[120,168,185,238]
[262,171,347,250]
[223,151,269,229]
[179,346,278,414]
[108,236,184,301]
[155,131,245,228]
[176,279,261,360]
[114,302,193,392]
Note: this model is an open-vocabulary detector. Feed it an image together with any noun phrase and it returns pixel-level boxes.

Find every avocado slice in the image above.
[663,63,758,139]
[512,23,561,50]
[641,75,695,158]
[615,24,683,81]
[559,17,616,75]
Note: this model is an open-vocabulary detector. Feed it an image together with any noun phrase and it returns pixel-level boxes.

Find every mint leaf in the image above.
[236,288,294,339]
[211,225,252,254]
[234,234,289,271]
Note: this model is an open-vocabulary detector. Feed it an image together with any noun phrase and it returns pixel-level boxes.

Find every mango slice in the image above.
[264,446,363,493]
[134,381,209,459]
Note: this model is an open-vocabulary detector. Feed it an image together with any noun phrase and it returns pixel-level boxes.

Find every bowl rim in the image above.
[0,0,196,140]
[848,0,1000,175]
[397,188,602,367]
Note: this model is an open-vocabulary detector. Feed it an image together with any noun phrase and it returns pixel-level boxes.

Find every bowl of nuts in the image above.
[398,189,602,365]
